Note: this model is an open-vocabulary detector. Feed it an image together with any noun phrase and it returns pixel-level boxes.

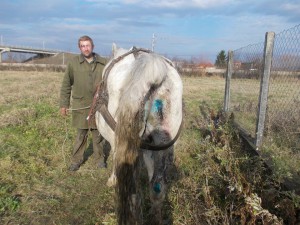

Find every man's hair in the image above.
[78,35,94,48]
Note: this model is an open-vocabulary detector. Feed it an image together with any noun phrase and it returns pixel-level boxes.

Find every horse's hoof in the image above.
[106,177,116,187]
[106,180,115,187]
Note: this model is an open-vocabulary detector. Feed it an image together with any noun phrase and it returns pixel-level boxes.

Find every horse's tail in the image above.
[114,53,168,224]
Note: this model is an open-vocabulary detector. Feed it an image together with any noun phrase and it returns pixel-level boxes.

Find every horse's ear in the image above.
[112,43,118,57]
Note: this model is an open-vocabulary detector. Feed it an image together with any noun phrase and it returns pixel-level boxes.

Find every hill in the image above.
[25,52,78,65]
[0,53,77,72]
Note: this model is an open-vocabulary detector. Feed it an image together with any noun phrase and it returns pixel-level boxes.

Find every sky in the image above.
[0,0,299,62]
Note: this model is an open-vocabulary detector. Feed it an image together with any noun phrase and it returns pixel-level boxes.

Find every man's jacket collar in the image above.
[79,53,106,65]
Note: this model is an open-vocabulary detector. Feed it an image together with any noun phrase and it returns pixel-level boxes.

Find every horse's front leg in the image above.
[107,143,117,187]
[95,111,117,186]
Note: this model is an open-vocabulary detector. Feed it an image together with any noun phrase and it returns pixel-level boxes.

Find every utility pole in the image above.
[151,33,156,52]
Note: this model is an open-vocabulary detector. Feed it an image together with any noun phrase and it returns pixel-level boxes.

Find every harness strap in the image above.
[87,85,99,129]
[99,104,116,131]
[103,47,151,81]
[140,120,183,151]
[90,47,182,151]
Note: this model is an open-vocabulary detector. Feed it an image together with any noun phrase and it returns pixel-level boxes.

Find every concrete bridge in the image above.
[0,45,61,62]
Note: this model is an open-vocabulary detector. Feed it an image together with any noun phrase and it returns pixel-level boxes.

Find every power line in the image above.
[151,33,156,51]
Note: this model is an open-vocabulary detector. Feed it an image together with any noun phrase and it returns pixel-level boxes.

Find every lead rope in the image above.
[67,106,91,111]
[61,117,68,167]
[61,106,91,168]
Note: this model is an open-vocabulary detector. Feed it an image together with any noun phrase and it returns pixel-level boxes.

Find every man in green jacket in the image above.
[60,35,107,171]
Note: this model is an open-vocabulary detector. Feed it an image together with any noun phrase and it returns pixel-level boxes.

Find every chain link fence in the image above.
[266,26,300,152]
[225,24,300,152]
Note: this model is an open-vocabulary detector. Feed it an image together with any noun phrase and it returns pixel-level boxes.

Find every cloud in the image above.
[142,0,233,8]
[0,0,299,61]
[118,0,234,9]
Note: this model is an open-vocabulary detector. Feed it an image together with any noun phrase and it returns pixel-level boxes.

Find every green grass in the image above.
[0,71,299,224]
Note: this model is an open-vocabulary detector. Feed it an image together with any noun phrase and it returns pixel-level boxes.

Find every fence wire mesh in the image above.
[230,24,300,151]
[267,25,300,151]
[231,42,264,138]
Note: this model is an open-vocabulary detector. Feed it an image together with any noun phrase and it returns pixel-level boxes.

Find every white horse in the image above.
[94,43,183,224]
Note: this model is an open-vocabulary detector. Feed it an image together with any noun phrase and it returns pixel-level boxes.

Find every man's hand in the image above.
[60,107,68,116]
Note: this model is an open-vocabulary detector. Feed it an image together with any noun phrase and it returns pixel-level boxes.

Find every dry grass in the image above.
[1,71,299,224]
[228,75,300,186]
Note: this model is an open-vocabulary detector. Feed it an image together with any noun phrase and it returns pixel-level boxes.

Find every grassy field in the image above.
[1,71,299,224]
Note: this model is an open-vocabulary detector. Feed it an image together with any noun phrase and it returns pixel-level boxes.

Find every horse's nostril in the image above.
[153,182,161,193]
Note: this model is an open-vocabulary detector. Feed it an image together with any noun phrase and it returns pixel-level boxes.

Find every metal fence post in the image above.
[224,50,233,112]
[255,32,275,150]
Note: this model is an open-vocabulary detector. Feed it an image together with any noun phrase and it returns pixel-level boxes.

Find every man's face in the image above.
[79,40,93,58]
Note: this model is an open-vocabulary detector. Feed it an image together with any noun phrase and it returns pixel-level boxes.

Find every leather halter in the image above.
[90,47,182,151]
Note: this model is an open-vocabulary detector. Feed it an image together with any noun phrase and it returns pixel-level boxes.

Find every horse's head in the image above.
[111,43,129,59]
